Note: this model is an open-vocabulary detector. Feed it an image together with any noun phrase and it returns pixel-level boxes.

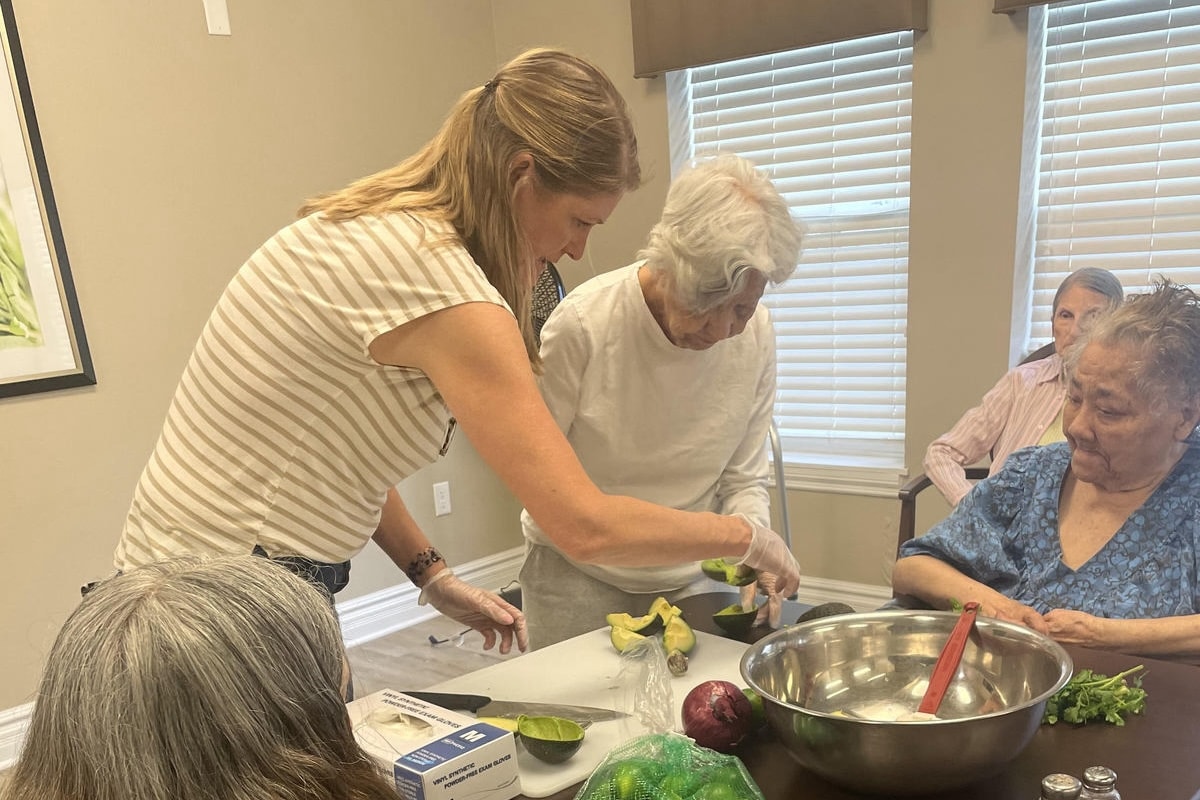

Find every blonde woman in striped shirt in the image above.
[112,48,801,656]
[924,268,1123,506]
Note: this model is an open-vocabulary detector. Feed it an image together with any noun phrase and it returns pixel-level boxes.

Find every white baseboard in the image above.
[0,701,33,771]
[0,548,888,771]
[336,547,525,649]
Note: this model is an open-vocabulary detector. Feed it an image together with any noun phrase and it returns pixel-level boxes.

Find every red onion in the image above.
[681,680,754,752]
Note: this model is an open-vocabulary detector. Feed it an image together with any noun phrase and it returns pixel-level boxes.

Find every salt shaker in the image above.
[1040,772,1083,800]
[1079,766,1120,799]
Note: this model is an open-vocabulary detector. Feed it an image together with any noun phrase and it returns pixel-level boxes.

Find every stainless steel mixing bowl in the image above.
[740,609,1073,796]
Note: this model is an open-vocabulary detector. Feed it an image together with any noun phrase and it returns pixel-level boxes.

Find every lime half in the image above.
[517,715,585,764]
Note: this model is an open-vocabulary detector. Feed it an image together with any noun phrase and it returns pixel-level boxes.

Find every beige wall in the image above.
[2,0,1034,711]
[0,0,509,710]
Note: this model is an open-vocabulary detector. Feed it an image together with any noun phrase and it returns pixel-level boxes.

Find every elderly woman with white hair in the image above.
[895,280,1200,659]
[519,154,803,648]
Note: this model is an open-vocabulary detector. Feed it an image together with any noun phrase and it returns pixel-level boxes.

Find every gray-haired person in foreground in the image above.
[3,555,399,800]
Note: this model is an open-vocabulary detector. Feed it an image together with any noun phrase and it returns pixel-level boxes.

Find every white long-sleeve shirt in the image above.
[923,354,1065,505]
[520,263,775,592]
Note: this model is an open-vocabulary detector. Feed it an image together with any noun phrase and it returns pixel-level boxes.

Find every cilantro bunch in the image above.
[1042,665,1147,726]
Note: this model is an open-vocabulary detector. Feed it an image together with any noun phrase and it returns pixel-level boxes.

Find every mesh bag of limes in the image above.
[573,732,764,800]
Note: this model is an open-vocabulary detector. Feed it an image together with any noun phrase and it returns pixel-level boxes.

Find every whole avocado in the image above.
[794,601,856,624]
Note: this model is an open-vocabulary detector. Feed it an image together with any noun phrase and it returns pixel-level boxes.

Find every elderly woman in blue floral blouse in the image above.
[893,280,1200,659]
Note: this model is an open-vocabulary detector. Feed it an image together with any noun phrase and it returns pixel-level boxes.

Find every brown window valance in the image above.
[994,1,1051,12]
[630,0,928,78]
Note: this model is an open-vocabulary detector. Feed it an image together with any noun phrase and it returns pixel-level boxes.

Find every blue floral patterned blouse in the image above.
[899,441,1200,618]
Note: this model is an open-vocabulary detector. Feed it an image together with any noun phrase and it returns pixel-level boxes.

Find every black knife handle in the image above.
[401,691,491,713]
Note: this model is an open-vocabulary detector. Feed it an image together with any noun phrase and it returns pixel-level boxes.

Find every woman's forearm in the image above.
[371,488,447,587]
[894,556,1013,613]
[1088,614,1200,659]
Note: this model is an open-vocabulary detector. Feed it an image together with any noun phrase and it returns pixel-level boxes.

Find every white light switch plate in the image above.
[433,481,452,516]
[202,0,231,35]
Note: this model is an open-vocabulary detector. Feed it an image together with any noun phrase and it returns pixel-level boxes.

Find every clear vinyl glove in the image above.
[732,513,800,598]
[739,572,784,629]
[418,568,528,654]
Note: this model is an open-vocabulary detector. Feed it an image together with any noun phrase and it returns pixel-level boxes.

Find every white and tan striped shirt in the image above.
[115,212,508,569]
[923,354,1065,506]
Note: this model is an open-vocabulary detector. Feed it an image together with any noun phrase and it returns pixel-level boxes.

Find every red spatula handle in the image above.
[918,602,980,715]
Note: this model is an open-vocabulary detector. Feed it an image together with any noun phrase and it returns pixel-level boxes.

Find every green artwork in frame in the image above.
[0,0,94,398]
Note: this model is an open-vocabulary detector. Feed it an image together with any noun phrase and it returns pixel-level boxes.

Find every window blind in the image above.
[1027,0,1200,349]
[668,32,912,473]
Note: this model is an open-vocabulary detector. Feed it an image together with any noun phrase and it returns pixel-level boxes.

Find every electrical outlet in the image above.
[433,481,452,516]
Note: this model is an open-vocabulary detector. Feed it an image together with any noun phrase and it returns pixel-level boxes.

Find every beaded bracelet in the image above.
[405,546,445,583]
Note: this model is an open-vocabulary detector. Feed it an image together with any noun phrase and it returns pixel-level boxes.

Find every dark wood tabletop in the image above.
[525,592,1200,800]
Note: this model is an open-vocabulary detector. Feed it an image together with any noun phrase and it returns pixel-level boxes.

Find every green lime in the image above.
[742,687,766,728]
[693,781,742,800]
[610,759,665,800]
[660,770,703,798]
[582,778,618,800]
[712,604,759,636]
[516,715,585,764]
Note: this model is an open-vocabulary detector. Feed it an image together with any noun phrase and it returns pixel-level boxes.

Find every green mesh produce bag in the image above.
[572,732,764,800]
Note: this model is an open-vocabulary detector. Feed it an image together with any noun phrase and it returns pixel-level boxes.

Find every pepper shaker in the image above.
[1079,766,1120,799]
[1040,773,1083,800]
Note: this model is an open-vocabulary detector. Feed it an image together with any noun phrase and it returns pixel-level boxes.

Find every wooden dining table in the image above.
[527,592,1200,800]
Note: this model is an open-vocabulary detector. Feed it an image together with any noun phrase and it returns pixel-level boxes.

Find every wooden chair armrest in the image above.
[898,472,933,501]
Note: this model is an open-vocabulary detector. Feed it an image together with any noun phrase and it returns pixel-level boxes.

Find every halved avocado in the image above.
[662,615,696,654]
[605,610,659,632]
[712,603,760,636]
[648,595,683,623]
[517,715,585,764]
[700,558,757,587]
[610,626,648,653]
[662,614,697,675]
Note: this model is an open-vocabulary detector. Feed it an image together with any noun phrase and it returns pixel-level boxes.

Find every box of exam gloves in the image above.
[347,689,520,800]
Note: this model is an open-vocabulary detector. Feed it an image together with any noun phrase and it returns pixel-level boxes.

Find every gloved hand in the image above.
[739,572,784,629]
[733,514,800,598]
[418,569,528,654]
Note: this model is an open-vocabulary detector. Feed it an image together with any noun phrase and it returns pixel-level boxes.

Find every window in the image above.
[667,33,912,495]
[1020,0,1200,352]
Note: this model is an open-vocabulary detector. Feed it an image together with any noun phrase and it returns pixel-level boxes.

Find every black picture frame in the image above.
[0,0,94,399]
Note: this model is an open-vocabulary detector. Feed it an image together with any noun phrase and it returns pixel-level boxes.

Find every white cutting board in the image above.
[429,627,752,798]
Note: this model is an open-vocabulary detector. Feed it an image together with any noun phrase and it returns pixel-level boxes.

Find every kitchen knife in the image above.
[401,691,627,724]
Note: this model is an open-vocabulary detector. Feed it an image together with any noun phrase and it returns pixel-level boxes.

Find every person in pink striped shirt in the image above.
[924,268,1124,505]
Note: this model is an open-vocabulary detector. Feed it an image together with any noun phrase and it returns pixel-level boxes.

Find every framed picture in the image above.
[0,0,93,398]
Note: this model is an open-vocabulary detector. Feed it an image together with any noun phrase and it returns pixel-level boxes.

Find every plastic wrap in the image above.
[614,635,675,740]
